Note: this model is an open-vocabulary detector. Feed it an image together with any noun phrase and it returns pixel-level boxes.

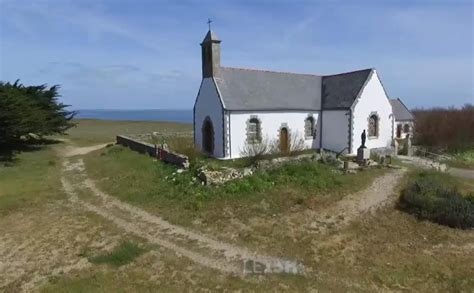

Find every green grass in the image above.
[89,241,147,267]
[0,146,63,216]
[84,144,385,226]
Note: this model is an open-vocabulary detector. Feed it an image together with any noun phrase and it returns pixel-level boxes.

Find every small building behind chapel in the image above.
[194,29,407,159]
[390,98,415,139]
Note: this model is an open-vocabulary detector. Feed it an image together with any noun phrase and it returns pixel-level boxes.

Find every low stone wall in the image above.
[117,135,155,156]
[116,135,189,169]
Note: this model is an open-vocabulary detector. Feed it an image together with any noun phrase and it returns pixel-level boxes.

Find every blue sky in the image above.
[1,0,472,110]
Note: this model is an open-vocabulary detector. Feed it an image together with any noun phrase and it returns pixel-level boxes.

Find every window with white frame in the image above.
[304,116,315,139]
[246,117,262,143]
[368,114,379,137]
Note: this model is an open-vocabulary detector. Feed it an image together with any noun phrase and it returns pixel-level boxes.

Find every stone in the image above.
[347,161,360,170]
[357,147,370,164]
[243,167,253,176]
[392,139,399,156]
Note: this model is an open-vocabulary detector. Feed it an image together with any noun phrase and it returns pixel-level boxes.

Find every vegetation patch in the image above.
[85,144,384,227]
[89,241,147,267]
[444,149,474,169]
[413,105,473,152]
[398,170,474,229]
[0,147,62,216]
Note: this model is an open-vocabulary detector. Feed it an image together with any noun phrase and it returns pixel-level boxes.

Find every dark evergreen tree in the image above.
[0,80,76,148]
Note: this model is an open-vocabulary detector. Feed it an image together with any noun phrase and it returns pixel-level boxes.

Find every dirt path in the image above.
[60,143,111,157]
[60,145,304,275]
[398,155,474,179]
[309,168,406,233]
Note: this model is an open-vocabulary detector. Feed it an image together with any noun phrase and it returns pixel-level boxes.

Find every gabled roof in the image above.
[390,98,414,121]
[214,67,322,111]
[321,69,373,109]
[213,67,375,111]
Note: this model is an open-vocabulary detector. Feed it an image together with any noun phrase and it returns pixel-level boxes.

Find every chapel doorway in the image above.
[279,127,289,154]
[202,117,214,155]
[396,124,402,138]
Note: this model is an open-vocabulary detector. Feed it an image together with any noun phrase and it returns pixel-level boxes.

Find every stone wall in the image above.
[116,135,189,169]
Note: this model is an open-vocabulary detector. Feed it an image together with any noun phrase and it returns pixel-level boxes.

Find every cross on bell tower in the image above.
[207,18,212,30]
[200,19,221,78]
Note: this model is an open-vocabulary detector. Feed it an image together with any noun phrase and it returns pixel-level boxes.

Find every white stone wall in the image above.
[194,78,225,158]
[351,70,394,154]
[321,110,350,154]
[228,111,321,159]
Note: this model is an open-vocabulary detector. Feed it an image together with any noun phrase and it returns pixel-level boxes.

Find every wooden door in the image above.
[280,128,289,153]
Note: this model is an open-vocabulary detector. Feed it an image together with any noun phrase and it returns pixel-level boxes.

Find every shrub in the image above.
[240,136,276,162]
[413,104,474,152]
[398,171,474,229]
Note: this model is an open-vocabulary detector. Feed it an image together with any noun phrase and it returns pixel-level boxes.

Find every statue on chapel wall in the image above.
[361,129,367,148]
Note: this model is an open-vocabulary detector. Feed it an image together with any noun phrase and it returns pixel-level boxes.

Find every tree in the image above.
[0,80,76,148]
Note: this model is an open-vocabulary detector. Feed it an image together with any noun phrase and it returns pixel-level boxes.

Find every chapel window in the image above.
[304,116,315,138]
[247,118,262,143]
[368,114,379,137]
[404,124,410,133]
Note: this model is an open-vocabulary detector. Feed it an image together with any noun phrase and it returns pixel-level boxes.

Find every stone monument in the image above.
[357,130,370,165]
[392,139,399,156]
[405,134,412,156]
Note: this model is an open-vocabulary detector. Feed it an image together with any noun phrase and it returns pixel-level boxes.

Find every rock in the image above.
[347,161,360,170]
[197,167,244,185]
[243,167,253,176]
[439,164,447,172]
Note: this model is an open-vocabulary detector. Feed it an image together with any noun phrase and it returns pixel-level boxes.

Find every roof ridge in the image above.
[220,66,322,77]
[397,97,412,113]
[323,68,374,78]
[221,66,374,78]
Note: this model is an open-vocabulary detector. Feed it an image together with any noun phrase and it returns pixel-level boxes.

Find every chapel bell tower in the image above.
[200,28,221,78]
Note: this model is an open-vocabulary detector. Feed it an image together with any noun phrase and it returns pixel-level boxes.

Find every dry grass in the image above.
[2,120,473,291]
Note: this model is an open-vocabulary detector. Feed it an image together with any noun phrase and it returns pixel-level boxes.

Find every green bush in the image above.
[398,171,474,229]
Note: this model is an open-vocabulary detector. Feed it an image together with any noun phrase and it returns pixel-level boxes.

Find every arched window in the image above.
[304,116,315,138]
[247,117,262,144]
[403,124,410,133]
[368,114,379,137]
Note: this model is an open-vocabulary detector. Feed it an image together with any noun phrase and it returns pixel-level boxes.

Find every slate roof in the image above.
[202,30,220,43]
[390,98,414,121]
[214,67,375,111]
[321,69,373,109]
[215,67,322,111]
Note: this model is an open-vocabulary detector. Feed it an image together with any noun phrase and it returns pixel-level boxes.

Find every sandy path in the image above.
[60,145,304,275]
[310,168,406,232]
[60,143,111,157]
[398,155,474,179]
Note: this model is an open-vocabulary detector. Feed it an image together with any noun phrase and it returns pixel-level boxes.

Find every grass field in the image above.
[1,119,473,292]
[63,119,192,146]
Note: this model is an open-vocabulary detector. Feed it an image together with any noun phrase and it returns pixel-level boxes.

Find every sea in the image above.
[75,109,193,123]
